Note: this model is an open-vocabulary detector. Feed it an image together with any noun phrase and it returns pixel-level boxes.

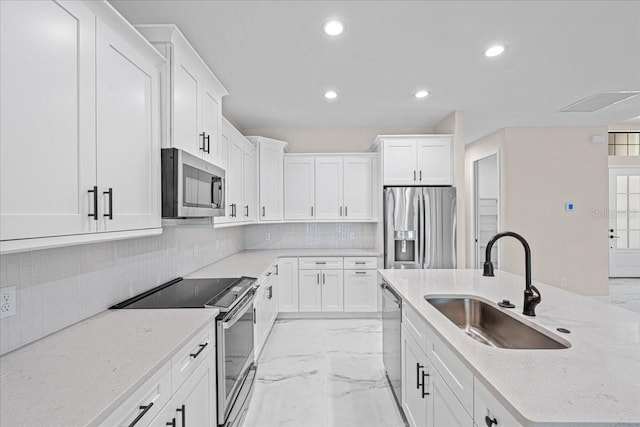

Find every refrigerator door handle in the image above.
[418,192,424,268]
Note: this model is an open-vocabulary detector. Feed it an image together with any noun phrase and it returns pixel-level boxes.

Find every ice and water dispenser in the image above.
[393,230,416,263]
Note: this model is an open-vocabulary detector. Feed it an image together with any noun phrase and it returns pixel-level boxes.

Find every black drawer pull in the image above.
[355,261,366,265]
[485,415,498,426]
[315,261,326,265]
[128,402,154,427]
[88,186,98,220]
[103,188,113,219]
[176,404,186,426]
[355,271,367,275]
[189,342,208,359]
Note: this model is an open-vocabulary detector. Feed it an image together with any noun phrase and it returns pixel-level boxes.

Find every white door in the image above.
[243,142,257,220]
[416,137,452,185]
[96,20,160,232]
[383,140,417,185]
[431,368,472,427]
[401,326,429,427]
[227,137,244,220]
[0,0,97,241]
[320,270,344,312]
[609,167,640,277]
[277,258,299,312]
[343,157,372,220]
[172,46,202,156]
[259,143,283,221]
[473,154,499,268]
[314,157,343,220]
[284,157,315,220]
[298,270,322,312]
[201,84,221,166]
[343,270,377,311]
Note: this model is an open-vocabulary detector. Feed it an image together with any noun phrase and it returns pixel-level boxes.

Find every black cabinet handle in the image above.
[88,186,98,220]
[355,271,366,275]
[262,206,265,217]
[245,205,249,217]
[103,188,113,220]
[205,134,210,153]
[355,261,366,265]
[189,342,208,359]
[275,264,278,275]
[416,363,423,389]
[322,273,325,284]
[421,371,430,397]
[199,132,206,151]
[413,170,416,181]
[345,206,347,217]
[253,307,256,324]
[485,415,498,426]
[311,206,314,216]
[127,402,154,427]
[166,419,176,427]
[419,170,422,181]
[267,285,273,299]
[315,261,326,265]
[317,273,320,284]
[340,206,342,216]
[176,404,185,427]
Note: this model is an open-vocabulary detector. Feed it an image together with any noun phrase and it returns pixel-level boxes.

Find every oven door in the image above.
[216,289,256,424]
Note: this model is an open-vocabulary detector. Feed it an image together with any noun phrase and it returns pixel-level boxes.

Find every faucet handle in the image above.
[523,285,542,316]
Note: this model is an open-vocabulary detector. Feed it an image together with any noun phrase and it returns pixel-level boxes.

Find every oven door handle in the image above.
[222,291,256,330]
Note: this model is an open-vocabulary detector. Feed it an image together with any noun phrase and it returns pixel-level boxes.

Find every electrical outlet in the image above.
[265,233,271,241]
[560,279,567,287]
[193,244,199,256]
[0,286,16,319]
[349,232,355,240]
[341,232,347,239]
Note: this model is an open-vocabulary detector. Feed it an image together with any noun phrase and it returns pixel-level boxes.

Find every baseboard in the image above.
[277,312,381,320]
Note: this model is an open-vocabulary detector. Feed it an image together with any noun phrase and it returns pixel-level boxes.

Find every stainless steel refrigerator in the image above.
[384,187,456,269]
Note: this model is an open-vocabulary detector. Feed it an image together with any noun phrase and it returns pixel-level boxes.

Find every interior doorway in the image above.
[473,154,499,268]
[609,166,640,277]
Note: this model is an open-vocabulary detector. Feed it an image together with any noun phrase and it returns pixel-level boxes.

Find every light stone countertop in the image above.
[0,308,218,427]
[186,248,382,279]
[378,269,640,426]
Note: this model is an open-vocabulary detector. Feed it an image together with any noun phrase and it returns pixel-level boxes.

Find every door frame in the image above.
[472,150,501,269]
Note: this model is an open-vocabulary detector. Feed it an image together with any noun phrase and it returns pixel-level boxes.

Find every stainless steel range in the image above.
[111,276,257,427]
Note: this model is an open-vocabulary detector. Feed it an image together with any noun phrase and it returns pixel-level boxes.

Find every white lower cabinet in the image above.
[254,265,278,358]
[474,380,522,427]
[298,269,323,312]
[431,368,473,427]
[401,324,431,427]
[298,259,344,312]
[343,270,377,312]
[100,322,216,427]
[319,270,344,312]
[277,257,299,312]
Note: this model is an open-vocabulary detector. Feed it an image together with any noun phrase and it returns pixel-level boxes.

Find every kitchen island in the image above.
[378,268,640,426]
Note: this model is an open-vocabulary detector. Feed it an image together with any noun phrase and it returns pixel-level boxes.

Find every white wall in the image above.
[0,224,244,355]
[465,126,610,296]
[244,223,376,250]
[477,155,498,199]
[243,127,433,153]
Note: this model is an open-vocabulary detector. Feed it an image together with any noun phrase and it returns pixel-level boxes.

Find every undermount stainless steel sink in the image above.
[425,296,570,350]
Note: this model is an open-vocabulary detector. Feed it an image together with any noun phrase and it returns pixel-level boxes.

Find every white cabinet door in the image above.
[314,157,343,220]
[172,46,202,156]
[96,19,160,233]
[0,0,97,241]
[343,156,372,220]
[431,368,473,427]
[227,136,244,221]
[284,157,315,220]
[416,137,452,185]
[254,282,266,357]
[243,142,257,221]
[343,270,377,311]
[259,142,283,221]
[277,258,299,312]
[201,83,221,167]
[402,325,430,427]
[298,270,322,312]
[320,270,344,312]
[383,140,417,185]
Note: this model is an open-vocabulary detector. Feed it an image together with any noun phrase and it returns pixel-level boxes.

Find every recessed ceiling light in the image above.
[324,90,338,100]
[324,20,344,36]
[484,45,505,57]
[415,90,429,99]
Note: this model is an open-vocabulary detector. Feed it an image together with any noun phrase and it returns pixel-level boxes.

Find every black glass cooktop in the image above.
[110,277,256,310]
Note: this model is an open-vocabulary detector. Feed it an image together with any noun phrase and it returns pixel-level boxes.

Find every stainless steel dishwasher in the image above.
[381,279,402,409]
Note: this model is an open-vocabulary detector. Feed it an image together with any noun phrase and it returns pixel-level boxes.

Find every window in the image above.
[609,132,640,156]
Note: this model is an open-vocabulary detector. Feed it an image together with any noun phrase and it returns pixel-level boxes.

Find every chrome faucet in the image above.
[482,231,541,316]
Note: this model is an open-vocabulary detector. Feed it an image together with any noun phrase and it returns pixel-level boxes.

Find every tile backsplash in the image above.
[244,223,377,249]
[0,224,244,355]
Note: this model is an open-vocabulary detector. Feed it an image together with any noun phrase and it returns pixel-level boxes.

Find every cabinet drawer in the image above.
[426,327,474,416]
[99,361,171,427]
[298,257,343,270]
[474,379,522,427]
[402,304,428,354]
[171,323,214,394]
[343,257,377,269]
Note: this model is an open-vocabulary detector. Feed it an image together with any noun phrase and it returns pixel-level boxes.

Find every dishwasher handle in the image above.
[380,282,402,307]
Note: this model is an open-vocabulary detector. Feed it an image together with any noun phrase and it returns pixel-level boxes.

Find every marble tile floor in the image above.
[593,278,640,314]
[241,318,406,427]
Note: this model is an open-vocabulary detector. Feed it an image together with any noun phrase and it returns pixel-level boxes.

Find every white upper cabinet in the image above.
[284,157,315,220]
[242,142,257,221]
[249,137,288,221]
[314,157,343,220]
[227,133,244,220]
[1,0,164,252]
[380,136,453,186]
[135,25,228,168]
[283,155,374,221]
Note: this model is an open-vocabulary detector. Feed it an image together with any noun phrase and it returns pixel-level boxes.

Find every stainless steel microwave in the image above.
[161,148,225,218]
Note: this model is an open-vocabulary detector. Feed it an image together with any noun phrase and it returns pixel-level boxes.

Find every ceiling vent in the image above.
[559,91,640,112]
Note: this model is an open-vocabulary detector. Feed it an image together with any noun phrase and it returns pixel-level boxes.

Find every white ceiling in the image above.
[110,0,640,142]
